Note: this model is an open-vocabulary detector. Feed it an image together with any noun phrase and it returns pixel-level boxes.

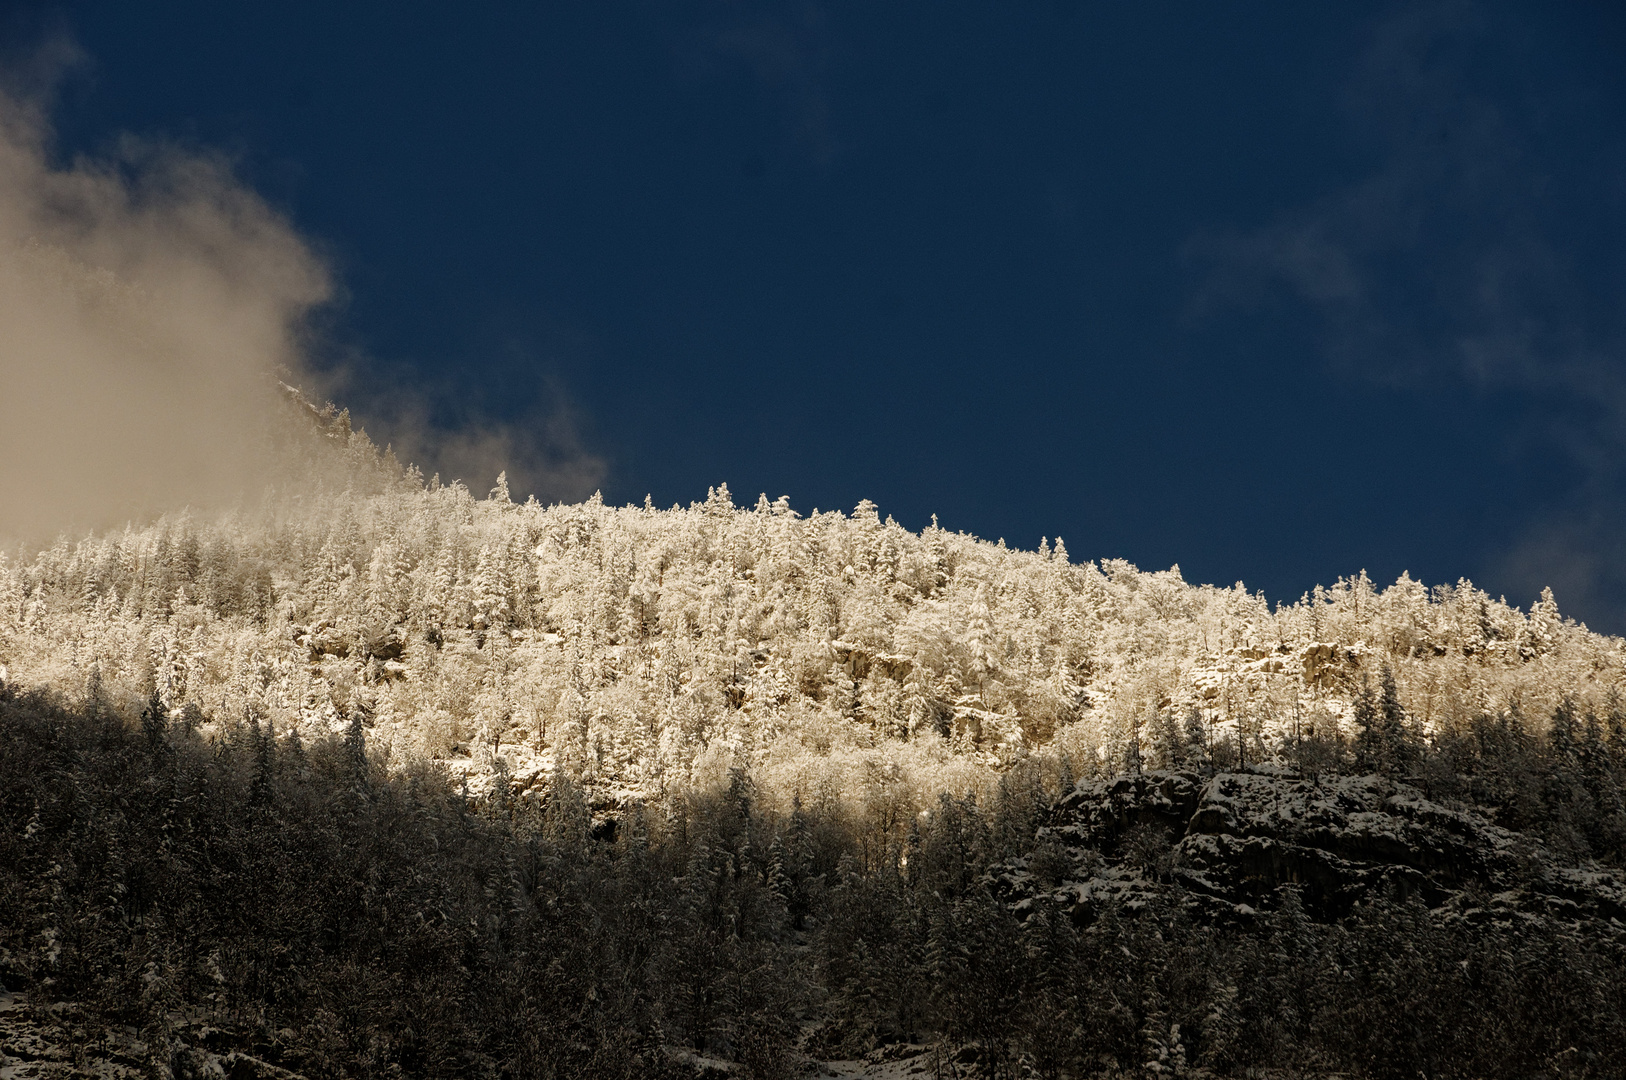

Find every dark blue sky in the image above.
[10,2,1626,629]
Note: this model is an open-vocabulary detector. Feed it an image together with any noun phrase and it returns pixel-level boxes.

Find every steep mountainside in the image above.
[2,404,1623,824]
[5,408,1626,1078]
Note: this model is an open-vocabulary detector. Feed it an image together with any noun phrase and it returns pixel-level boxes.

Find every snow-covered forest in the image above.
[2,393,1620,817]
[5,398,1626,1079]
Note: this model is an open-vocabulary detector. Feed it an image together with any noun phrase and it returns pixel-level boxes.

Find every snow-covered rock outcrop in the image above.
[999,769,1626,931]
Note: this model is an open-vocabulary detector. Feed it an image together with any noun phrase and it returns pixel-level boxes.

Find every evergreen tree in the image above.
[84,664,106,722]
[1353,676,1381,774]
[1542,700,1590,857]
[1377,665,1416,776]
[1607,692,1626,769]
[141,687,169,757]
[345,708,369,789]
[1152,708,1186,770]
[249,711,275,807]
[1579,711,1625,862]
[1182,707,1209,774]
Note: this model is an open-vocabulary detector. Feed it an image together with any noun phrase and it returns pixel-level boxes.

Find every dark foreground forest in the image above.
[3,685,1624,1080]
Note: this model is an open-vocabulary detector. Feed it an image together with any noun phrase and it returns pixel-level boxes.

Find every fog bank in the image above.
[0,85,329,545]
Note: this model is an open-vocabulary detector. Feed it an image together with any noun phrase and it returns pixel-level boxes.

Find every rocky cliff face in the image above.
[998,769,1626,933]
[0,991,305,1080]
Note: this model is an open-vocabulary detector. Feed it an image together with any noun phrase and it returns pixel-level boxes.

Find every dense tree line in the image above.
[0,686,798,1078]
[3,687,1623,1079]
[6,406,1626,1076]
[3,403,1623,833]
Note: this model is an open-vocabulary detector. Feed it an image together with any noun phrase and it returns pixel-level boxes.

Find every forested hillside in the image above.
[3,396,1622,825]
[4,401,1626,1078]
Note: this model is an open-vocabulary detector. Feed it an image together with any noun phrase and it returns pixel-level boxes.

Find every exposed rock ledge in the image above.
[0,991,305,1080]
[996,769,1626,931]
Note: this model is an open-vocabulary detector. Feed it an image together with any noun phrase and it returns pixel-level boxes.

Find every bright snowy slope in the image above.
[1,413,1620,812]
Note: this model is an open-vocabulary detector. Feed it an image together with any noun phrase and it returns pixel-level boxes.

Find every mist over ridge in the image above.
[3,10,1625,1076]
[3,419,1618,809]
[0,77,602,550]
[0,54,1611,809]
[5,435,1626,1077]
[0,81,330,545]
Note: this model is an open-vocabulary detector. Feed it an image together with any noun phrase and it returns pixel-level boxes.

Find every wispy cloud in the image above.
[1185,2,1626,625]
[675,3,839,169]
[0,42,605,544]
[0,47,330,543]
[313,361,606,505]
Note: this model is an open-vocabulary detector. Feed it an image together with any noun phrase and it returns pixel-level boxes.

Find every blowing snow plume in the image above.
[0,72,608,543]
[0,82,335,545]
